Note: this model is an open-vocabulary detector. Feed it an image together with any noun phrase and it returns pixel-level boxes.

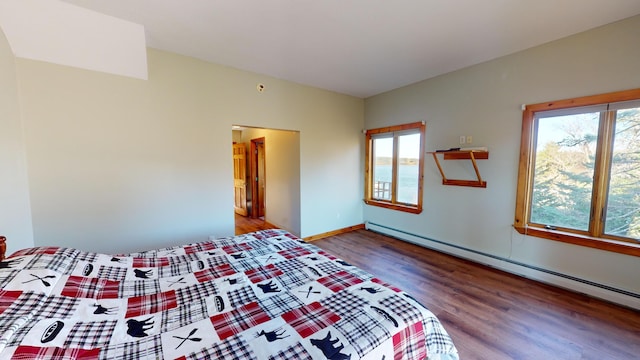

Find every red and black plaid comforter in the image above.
[0,229,458,359]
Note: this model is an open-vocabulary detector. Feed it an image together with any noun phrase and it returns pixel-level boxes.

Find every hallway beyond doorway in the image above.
[235,213,276,235]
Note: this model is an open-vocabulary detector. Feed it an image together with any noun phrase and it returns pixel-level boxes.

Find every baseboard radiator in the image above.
[365,221,640,310]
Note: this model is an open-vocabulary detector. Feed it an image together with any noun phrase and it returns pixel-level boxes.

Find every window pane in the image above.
[530,112,600,231]
[397,133,420,205]
[372,136,393,200]
[605,107,640,241]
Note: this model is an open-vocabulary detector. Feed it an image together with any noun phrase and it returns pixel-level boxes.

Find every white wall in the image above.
[364,15,640,308]
[300,100,365,238]
[0,0,147,80]
[0,27,34,256]
[15,48,363,254]
[239,128,301,235]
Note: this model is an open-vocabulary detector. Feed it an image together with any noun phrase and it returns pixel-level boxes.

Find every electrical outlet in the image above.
[466,136,473,144]
[459,135,466,144]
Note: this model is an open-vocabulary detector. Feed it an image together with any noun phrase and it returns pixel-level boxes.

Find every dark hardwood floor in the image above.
[235,218,640,359]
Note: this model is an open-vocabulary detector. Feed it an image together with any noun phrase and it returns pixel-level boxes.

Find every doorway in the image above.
[231,126,301,236]
[231,129,266,220]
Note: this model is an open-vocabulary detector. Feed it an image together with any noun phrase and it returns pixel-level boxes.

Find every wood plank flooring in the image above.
[235,218,640,359]
[234,213,276,235]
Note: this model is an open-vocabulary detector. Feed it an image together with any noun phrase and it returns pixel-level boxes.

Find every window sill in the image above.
[513,225,640,257]
[364,199,422,214]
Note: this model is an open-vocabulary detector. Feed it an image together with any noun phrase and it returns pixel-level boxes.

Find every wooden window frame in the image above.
[514,88,640,257]
[364,122,425,214]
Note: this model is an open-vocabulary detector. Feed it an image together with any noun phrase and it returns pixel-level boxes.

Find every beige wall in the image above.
[239,128,301,235]
[15,48,363,254]
[364,15,640,308]
[0,27,33,255]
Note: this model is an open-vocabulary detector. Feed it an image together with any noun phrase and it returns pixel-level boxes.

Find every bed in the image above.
[0,229,458,360]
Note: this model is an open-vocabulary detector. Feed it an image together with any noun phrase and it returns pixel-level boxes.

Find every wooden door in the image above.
[233,143,248,216]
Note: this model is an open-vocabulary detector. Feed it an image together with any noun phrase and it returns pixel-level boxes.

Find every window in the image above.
[514,88,640,257]
[365,122,425,214]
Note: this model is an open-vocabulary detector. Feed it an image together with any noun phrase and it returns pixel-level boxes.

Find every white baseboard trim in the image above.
[366,222,640,310]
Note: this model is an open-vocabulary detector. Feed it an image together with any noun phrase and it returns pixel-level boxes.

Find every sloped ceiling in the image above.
[0,0,147,80]
[3,0,640,97]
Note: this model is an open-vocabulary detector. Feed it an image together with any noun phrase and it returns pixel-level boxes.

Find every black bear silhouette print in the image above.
[127,317,154,338]
[134,269,153,279]
[310,332,351,360]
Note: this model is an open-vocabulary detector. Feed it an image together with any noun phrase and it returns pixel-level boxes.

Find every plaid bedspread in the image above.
[0,229,458,360]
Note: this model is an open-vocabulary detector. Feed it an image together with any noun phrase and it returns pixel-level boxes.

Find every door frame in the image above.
[250,137,266,219]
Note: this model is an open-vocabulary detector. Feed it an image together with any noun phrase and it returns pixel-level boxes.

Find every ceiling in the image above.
[61,0,640,98]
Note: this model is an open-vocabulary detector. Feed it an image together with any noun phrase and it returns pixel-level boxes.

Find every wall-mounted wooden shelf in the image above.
[428,150,488,188]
